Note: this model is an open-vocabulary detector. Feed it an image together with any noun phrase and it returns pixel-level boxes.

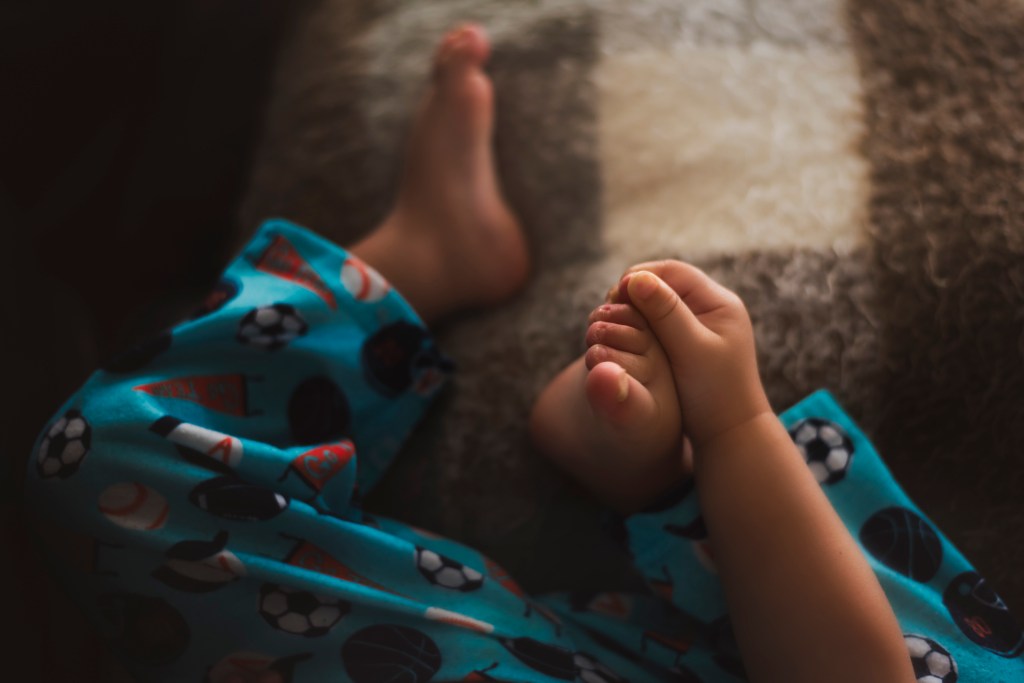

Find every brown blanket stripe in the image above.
[847,0,1024,615]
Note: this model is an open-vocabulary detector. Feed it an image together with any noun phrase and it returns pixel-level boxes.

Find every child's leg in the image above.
[347,24,527,325]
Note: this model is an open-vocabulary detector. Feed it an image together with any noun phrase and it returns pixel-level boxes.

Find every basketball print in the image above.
[361,321,452,397]
[98,482,170,531]
[341,625,442,683]
[287,375,351,445]
[859,507,943,582]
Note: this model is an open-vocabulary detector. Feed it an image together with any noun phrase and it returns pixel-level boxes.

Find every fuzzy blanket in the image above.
[240,0,1024,615]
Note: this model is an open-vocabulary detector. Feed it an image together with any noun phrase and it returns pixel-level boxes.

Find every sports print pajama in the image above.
[26,219,1024,682]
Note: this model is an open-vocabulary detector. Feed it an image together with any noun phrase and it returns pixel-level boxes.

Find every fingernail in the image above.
[630,271,658,300]
[616,371,629,402]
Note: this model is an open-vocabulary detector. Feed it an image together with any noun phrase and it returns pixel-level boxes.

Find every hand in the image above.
[609,260,771,448]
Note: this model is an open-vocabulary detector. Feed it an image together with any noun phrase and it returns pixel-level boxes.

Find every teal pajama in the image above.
[25,219,1023,682]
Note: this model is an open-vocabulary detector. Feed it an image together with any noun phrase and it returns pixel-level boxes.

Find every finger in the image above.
[584,345,654,383]
[585,321,651,355]
[625,271,711,361]
[624,260,739,317]
[588,303,648,330]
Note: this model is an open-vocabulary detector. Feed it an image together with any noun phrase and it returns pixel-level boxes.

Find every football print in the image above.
[415,547,484,592]
[905,634,958,683]
[189,476,288,521]
[37,409,91,479]
[788,417,855,485]
[259,583,350,637]
[236,303,308,351]
[942,571,1024,657]
[153,531,246,593]
[501,638,575,680]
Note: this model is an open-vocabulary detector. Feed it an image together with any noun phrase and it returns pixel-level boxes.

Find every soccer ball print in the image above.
[236,304,308,351]
[415,547,484,592]
[259,584,350,637]
[788,417,854,485]
[905,634,958,683]
[37,409,91,479]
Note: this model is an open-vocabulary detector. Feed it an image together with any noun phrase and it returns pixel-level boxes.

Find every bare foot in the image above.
[350,24,528,324]
[529,302,689,512]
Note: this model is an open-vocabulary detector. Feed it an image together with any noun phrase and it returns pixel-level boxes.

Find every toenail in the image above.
[616,371,629,402]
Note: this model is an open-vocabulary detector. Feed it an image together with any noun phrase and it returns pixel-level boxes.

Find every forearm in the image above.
[694,413,915,683]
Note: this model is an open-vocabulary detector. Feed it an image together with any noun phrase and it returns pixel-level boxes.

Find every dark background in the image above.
[2,1,303,679]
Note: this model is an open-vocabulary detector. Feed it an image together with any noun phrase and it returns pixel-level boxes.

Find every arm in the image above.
[696,413,914,683]
[617,262,916,683]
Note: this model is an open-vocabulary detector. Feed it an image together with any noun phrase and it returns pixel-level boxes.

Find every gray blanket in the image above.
[240,0,1024,615]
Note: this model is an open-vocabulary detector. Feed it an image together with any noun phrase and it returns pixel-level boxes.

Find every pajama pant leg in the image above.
[24,219,599,683]
[602,390,1024,682]
[26,217,1024,682]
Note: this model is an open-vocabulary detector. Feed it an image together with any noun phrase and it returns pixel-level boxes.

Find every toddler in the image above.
[26,23,1022,683]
